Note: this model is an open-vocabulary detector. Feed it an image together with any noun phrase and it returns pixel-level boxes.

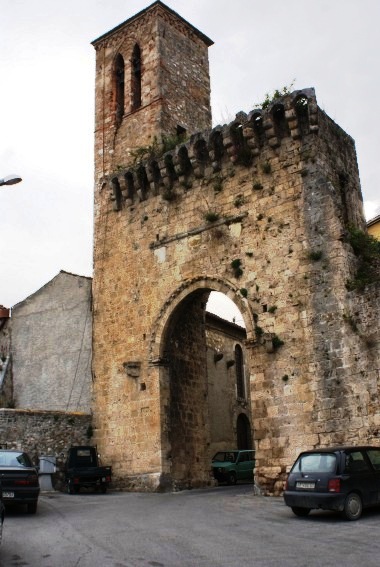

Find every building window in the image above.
[115,54,125,124]
[235,344,245,399]
[131,44,142,111]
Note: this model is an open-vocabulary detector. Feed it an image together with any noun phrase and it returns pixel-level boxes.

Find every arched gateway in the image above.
[91,2,380,493]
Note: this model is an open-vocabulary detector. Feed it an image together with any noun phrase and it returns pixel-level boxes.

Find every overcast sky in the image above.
[1,0,379,314]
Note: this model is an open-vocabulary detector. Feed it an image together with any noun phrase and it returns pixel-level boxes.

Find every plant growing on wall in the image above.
[254,80,295,110]
[231,259,243,278]
[204,211,220,223]
[234,195,245,208]
[272,335,284,349]
[308,250,323,261]
[346,225,380,291]
[130,133,188,166]
[253,182,263,191]
[213,177,223,193]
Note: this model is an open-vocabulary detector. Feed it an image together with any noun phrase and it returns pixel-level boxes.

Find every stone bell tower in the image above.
[91,2,214,490]
[92,0,213,182]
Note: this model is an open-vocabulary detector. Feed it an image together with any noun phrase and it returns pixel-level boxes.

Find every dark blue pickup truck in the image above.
[65,446,112,494]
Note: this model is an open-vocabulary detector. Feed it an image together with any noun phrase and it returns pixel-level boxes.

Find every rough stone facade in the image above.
[0,408,92,487]
[91,2,380,493]
[10,271,92,412]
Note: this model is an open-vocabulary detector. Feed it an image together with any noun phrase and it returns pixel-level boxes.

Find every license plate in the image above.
[3,491,15,498]
[296,481,315,490]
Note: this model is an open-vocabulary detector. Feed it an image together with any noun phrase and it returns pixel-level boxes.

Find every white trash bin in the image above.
[39,455,57,491]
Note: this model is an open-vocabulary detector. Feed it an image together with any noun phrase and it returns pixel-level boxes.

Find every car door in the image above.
[236,452,253,480]
[364,448,380,504]
[344,450,377,506]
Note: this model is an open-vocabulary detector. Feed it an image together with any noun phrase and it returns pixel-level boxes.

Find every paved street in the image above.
[1,484,379,567]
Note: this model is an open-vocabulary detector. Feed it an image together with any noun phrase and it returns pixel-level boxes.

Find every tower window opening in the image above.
[235,344,246,400]
[131,44,142,111]
[115,54,125,125]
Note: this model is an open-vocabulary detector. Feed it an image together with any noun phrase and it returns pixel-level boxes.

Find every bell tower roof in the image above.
[91,1,214,47]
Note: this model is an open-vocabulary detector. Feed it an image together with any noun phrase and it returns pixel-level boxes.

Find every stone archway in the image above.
[149,278,255,490]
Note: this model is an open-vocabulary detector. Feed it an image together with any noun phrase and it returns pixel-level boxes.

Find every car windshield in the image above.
[0,451,33,467]
[212,452,238,463]
[292,453,336,473]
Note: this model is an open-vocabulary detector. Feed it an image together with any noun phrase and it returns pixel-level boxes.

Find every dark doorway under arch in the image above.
[236,413,252,450]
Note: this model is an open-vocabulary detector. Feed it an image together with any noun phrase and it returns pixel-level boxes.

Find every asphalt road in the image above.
[1,484,379,567]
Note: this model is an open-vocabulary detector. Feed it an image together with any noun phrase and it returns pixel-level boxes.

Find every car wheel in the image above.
[343,492,362,521]
[27,502,38,514]
[291,507,311,517]
[100,483,107,494]
[227,472,237,485]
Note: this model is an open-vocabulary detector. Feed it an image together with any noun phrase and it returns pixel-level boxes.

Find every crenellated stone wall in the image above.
[93,86,380,493]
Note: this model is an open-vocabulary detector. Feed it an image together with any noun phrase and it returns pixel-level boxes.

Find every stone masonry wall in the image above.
[0,409,92,487]
[91,4,379,495]
[92,85,380,493]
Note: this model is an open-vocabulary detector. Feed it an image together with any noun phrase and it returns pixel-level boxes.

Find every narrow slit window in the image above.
[115,54,125,124]
[235,344,245,399]
[131,44,142,111]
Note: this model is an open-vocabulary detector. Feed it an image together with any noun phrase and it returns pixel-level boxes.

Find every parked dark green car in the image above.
[212,450,255,485]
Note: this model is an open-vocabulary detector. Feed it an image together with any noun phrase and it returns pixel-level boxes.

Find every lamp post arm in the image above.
[0,174,22,186]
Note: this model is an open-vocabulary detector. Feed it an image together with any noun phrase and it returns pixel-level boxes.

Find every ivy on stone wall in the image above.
[346,226,380,291]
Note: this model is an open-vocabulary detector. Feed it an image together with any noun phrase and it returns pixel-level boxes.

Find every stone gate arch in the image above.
[149,277,256,490]
[149,276,255,363]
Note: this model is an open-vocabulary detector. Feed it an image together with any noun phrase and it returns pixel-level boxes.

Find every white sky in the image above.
[1,0,379,314]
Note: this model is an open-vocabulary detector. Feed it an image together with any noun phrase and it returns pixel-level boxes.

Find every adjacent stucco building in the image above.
[8,271,92,413]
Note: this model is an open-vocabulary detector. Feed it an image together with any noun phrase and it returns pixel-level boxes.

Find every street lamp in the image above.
[0,174,22,187]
